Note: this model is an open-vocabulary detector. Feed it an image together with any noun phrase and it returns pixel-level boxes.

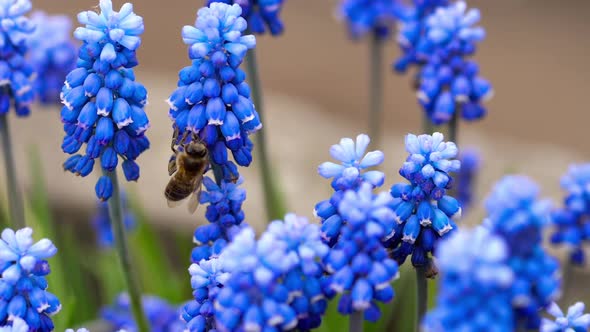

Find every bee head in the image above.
[185,142,208,158]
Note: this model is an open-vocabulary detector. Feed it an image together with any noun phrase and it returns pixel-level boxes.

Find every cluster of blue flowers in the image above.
[541,302,590,332]
[213,214,329,331]
[388,132,461,268]
[60,0,150,201]
[167,3,259,177]
[551,163,590,265]
[456,148,480,213]
[422,226,515,331]
[27,11,77,104]
[92,196,136,248]
[0,0,36,117]
[191,176,247,263]
[484,175,560,329]
[315,134,385,246]
[0,317,29,332]
[396,1,493,124]
[338,0,400,40]
[0,228,60,331]
[102,293,185,332]
[206,0,286,36]
[182,258,229,332]
[323,183,399,321]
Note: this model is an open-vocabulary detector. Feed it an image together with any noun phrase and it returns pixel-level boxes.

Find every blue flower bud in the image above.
[438,195,461,219]
[187,104,207,133]
[432,208,452,236]
[129,105,149,135]
[330,266,354,293]
[122,159,140,181]
[242,112,262,133]
[236,81,250,98]
[65,67,89,88]
[105,70,123,89]
[77,102,98,129]
[75,155,95,177]
[473,77,492,100]
[101,147,118,172]
[462,102,486,120]
[220,66,235,82]
[83,73,102,97]
[211,140,228,165]
[63,86,88,110]
[118,78,136,99]
[232,95,255,123]
[206,97,225,125]
[221,112,241,143]
[417,201,433,226]
[63,155,82,172]
[432,91,454,125]
[86,136,102,159]
[402,215,421,244]
[61,106,80,124]
[203,78,221,98]
[232,145,252,166]
[179,65,199,84]
[199,61,215,78]
[132,83,148,106]
[184,82,203,105]
[112,98,132,128]
[96,87,114,116]
[61,136,82,154]
[351,279,372,311]
[191,245,211,263]
[95,117,114,145]
[95,175,113,200]
[114,130,130,155]
[222,83,239,104]
[8,295,26,319]
[393,201,413,224]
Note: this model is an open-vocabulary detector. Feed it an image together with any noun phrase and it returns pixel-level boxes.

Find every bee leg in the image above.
[168,154,178,176]
[171,126,180,153]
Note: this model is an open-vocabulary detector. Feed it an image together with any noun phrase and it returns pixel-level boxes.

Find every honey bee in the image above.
[165,127,209,214]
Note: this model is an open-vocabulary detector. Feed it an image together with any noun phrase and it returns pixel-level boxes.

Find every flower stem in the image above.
[104,170,150,332]
[244,47,287,221]
[415,266,428,331]
[350,311,364,332]
[210,159,224,186]
[448,106,458,144]
[0,113,25,228]
[368,33,383,149]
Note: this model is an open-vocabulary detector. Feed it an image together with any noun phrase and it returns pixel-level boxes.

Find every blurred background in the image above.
[2,0,589,327]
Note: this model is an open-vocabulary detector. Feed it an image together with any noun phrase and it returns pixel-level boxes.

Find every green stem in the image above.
[368,33,383,149]
[0,114,25,228]
[244,47,286,221]
[350,311,364,332]
[415,266,428,331]
[104,170,150,332]
[448,105,459,144]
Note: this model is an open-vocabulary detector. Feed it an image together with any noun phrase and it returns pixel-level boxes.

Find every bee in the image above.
[165,127,209,214]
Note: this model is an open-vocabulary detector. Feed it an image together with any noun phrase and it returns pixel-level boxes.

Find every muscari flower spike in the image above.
[182,258,229,332]
[338,0,400,40]
[191,176,247,263]
[0,317,29,332]
[102,293,185,332]
[92,196,135,248]
[27,11,77,104]
[0,228,60,331]
[484,175,561,330]
[0,0,36,117]
[315,134,385,246]
[323,183,399,322]
[60,0,150,201]
[396,1,493,125]
[167,2,259,181]
[541,302,590,332]
[551,164,590,265]
[215,215,329,332]
[387,132,461,268]
[422,226,515,332]
[456,148,480,214]
[206,0,285,36]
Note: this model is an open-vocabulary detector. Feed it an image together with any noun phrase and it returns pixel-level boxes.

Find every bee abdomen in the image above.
[165,180,193,201]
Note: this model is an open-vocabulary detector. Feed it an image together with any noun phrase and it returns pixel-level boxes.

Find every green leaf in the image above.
[383,264,418,332]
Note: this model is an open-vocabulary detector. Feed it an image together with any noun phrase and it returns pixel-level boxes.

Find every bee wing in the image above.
[187,176,204,214]
[168,154,178,176]
[167,198,184,208]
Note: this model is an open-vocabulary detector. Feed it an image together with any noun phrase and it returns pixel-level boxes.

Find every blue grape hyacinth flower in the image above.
[541,302,590,332]
[27,11,77,104]
[60,0,150,201]
[206,0,285,36]
[182,258,229,332]
[102,293,185,332]
[92,197,136,248]
[338,0,400,40]
[396,1,492,125]
[215,215,329,331]
[316,134,385,246]
[0,0,36,117]
[191,176,247,263]
[485,175,560,330]
[167,2,259,178]
[456,148,481,213]
[324,183,399,322]
[0,317,29,332]
[0,228,61,331]
[422,227,515,331]
[387,132,461,268]
[551,164,590,265]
